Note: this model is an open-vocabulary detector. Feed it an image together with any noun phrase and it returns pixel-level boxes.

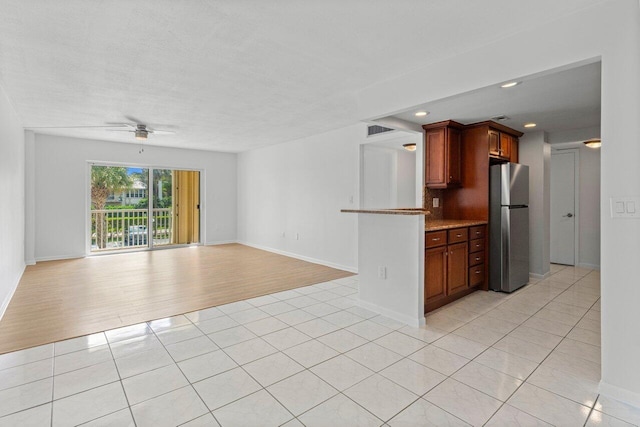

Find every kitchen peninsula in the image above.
[344,119,521,326]
[341,208,486,327]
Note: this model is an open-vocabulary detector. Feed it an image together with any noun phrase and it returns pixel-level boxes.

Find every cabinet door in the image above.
[499,133,511,159]
[510,136,519,163]
[447,242,468,295]
[425,246,447,302]
[446,128,461,185]
[488,129,500,157]
[425,128,446,188]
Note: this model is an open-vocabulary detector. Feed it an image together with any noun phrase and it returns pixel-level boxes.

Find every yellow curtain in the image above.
[172,170,200,244]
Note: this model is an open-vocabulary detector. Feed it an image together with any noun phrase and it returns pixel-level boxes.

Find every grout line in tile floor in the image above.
[0,269,621,426]
[452,277,601,426]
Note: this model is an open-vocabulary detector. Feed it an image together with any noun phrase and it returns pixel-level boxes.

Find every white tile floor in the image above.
[0,266,639,426]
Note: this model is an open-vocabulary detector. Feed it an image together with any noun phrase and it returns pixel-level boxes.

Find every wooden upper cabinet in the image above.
[488,129,500,157]
[499,133,512,160]
[464,121,522,163]
[423,120,464,189]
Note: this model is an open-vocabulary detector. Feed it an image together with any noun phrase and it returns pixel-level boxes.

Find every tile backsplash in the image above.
[423,187,443,219]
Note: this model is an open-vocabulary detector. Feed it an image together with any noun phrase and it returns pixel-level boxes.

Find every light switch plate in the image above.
[433,198,440,208]
[610,197,640,218]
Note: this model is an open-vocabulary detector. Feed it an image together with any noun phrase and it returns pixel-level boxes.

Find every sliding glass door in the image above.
[90,165,200,253]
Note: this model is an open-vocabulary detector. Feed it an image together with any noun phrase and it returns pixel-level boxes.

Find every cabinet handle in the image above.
[432,238,440,241]
[476,231,481,235]
[475,257,480,261]
[449,176,453,179]
[475,270,481,274]
[456,234,462,237]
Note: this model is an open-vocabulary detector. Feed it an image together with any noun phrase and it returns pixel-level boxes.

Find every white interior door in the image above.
[550,151,577,265]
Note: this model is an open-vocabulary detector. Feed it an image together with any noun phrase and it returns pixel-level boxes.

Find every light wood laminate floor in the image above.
[0,244,353,354]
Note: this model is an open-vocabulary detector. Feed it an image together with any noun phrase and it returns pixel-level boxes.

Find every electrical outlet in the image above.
[349,195,354,204]
[433,198,440,208]
[296,233,300,240]
[281,231,285,238]
[377,266,387,279]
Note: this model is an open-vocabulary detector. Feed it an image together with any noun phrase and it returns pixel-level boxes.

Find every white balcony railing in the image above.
[90,208,172,251]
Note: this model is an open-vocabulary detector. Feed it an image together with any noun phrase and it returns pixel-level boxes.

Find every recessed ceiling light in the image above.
[524,123,537,128]
[501,81,521,88]
[415,111,429,117]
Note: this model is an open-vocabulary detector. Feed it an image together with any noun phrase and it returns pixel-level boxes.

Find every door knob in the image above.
[563,213,574,218]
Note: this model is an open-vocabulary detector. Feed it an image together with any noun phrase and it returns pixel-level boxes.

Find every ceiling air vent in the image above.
[367,125,395,137]
[491,115,510,121]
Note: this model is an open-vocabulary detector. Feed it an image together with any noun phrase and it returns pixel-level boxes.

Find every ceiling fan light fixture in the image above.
[135,129,148,140]
[403,143,417,152]
[583,138,601,148]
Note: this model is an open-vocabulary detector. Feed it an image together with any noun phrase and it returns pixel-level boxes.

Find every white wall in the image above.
[0,84,25,319]
[578,145,600,268]
[237,124,361,272]
[519,131,551,278]
[361,145,416,209]
[32,134,237,261]
[356,0,640,406]
[396,149,417,207]
[362,146,394,208]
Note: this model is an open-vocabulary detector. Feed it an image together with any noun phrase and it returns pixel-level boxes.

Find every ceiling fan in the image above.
[106,123,175,140]
[26,116,176,141]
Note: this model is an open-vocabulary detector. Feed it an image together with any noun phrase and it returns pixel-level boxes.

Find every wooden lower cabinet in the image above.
[425,246,447,302]
[425,225,487,312]
[447,242,468,295]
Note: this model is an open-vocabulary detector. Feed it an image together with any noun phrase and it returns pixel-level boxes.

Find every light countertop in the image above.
[425,219,487,231]
[341,208,432,215]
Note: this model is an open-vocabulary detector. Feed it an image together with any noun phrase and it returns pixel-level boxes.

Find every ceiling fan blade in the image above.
[105,129,134,132]
[148,129,176,135]
[105,122,136,129]
[124,116,146,126]
[25,125,129,129]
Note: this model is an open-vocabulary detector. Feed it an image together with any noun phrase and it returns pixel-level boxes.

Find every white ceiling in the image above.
[386,61,601,136]
[0,0,604,152]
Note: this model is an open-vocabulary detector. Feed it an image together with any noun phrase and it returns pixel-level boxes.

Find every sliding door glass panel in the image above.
[90,166,149,252]
[151,169,173,247]
[152,169,200,247]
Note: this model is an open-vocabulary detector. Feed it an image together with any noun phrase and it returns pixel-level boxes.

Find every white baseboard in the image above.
[35,253,85,262]
[25,259,36,266]
[530,271,551,280]
[357,299,425,328]
[578,262,600,270]
[0,265,25,321]
[238,241,357,273]
[599,380,640,409]
[205,240,238,246]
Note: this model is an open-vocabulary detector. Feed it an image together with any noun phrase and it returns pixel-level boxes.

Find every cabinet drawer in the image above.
[469,265,484,287]
[469,251,485,266]
[448,228,468,244]
[426,231,447,248]
[469,238,484,253]
[469,226,485,239]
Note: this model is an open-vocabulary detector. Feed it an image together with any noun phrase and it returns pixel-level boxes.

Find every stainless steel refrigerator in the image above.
[489,163,529,293]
